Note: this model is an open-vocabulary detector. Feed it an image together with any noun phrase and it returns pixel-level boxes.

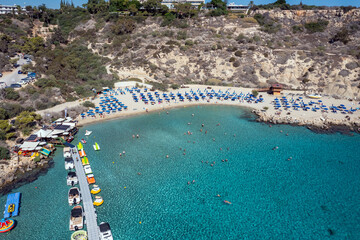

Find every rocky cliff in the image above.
[77,9,360,98]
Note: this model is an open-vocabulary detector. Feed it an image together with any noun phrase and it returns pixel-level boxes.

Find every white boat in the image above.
[69,205,83,231]
[84,165,93,174]
[67,171,78,186]
[93,142,100,151]
[68,187,81,206]
[63,147,72,158]
[307,94,322,99]
[65,157,74,170]
[85,130,92,136]
[99,222,113,240]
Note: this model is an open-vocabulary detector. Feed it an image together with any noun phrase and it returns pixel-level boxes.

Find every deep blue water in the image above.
[1,105,360,239]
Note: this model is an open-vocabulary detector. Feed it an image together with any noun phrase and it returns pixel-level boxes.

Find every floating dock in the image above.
[3,192,21,218]
[72,147,99,240]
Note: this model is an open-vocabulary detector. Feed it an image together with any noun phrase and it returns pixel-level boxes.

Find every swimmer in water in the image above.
[123,151,126,155]
[192,180,195,183]
[166,155,169,158]
[272,146,279,150]
[217,194,221,197]
[119,153,122,156]
[222,159,224,162]
[205,130,207,134]
[202,124,204,127]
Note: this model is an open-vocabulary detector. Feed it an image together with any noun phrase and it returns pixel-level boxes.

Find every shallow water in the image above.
[2,105,360,239]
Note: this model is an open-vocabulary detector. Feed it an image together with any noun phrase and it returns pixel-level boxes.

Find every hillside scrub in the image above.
[304,20,329,33]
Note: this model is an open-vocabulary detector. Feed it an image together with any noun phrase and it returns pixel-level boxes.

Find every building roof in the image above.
[26,134,38,141]
[20,141,40,151]
[35,129,53,138]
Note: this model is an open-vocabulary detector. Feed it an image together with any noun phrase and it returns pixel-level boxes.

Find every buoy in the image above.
[139,221,142,224]
[113,162,114,163]
[124,187,126,188]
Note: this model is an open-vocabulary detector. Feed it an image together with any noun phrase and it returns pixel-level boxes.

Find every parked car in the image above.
[18,70,24,74]
[0,82,6,88]
[0,73,2,77]
[18,80,28,85]
[21,77,31,81]
[13,63,20,68]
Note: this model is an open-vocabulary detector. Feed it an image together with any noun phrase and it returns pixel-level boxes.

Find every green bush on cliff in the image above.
[305,20,329,33]
[15,111,42,134]
[0,146,10,159]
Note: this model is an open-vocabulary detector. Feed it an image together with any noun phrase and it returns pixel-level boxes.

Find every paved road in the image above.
[0,58,28,87]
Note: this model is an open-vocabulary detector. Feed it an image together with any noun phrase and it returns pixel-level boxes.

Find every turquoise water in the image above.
[1,105,360,239]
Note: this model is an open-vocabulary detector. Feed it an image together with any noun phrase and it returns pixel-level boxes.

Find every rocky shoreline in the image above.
[0,157,53,196]
[254,110,360,135]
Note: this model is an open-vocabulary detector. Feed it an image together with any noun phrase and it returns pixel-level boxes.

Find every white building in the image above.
[0,4,26,14]
[161,0,205,10]
[227,2,250,12]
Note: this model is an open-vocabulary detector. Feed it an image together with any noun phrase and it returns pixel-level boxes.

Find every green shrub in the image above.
[151,82,168,91]
[111,18,136,35]
[185,40,194,46]
[4,88,20,100]
[305,20,329,33]
[229,57,236,62]
[252,90,259,97]
[234,50,242,57]
[176,31,187,40]
[170,83,180,89]
[292,25,304,33]
[82,101,95,108]
[0,146,10,159]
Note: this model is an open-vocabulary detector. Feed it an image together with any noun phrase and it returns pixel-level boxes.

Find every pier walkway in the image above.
[72,147,99,240]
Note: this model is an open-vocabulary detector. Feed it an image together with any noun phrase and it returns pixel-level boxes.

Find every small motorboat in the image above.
[79,149,87,158]
[69,205,83,231]
[84,165,93,174]
[67,171,78,186]
[63,147,71,158]
[65,157,75,170]
[71,230,87,240]
[0,218,15,233]
[77,142,83,151]
[93,142,100,151]
[86,174,96,184]
[224,200,232,205]
[81,156,89,166]
[85,130,92,136]
[99,222,113,240]
[81,139,87,144]
[93,196,104,206]
[68,187,81,206]
[91,185,101,195]
[307,94,322,99]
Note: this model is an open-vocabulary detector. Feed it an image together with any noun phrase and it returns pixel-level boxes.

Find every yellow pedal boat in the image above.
[93,196,104,206]
[91,185,101,195]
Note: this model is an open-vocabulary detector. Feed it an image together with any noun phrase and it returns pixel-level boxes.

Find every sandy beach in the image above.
[38,84,360,130]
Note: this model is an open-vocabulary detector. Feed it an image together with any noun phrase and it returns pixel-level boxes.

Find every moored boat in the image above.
[85,130,92,136]
[79,149,86,158]
[81,156,89,166]
[68,187,81,206]
[77,142,83,150]
[91,185,101,195]
[71,230,87,240]
[67,171,79,186]
[99,222,113,240]
[93,142,100,151]
[63,147,71,158]
[93,196,104,206]
[65,157,75,170]
[307,94,322,99]
[81,139,87,144]
[69,206,83,231]
[86,174,96,184]
[84,165,92,174]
